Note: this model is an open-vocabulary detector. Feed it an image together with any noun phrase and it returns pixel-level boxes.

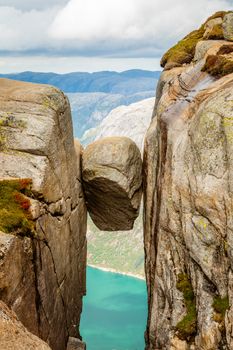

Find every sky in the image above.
[0,0,232,73]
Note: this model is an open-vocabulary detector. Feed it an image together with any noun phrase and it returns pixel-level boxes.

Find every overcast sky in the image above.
[0,0,231,73]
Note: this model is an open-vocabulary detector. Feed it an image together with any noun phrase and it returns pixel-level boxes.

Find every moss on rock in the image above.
[0,179,35,237]
[161,26,205,68]
[213,295,229,323]
[175,273,197,341]
[161,11,230,69]
[202,54,233,78]
[204,24,224,40]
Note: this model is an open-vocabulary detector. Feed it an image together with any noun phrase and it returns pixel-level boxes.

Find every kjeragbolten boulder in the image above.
[82,137,142,231]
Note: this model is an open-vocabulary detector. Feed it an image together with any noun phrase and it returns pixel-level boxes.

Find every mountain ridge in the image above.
[0,69,161,94]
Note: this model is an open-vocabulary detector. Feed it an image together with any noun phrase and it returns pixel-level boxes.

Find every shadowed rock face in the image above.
[82,137,142,231]
[144,11,233,350]
[0,301,51,350]
[0,79,87,350]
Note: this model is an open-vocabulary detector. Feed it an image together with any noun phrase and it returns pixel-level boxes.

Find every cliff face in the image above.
[0,301,52,350]
[144,11,233,350]
[0,79,87,350]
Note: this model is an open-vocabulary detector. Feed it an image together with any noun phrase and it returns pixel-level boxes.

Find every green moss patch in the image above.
[175,273,197,341]
[213,296,229,323]
[0,179,34,237]
[160,11,230,69]
[202,54,233,78]
[161,27,205,68]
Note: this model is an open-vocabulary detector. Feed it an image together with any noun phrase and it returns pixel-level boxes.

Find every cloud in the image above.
[0,0,231,59]
[0,0,68,11]
[49,0,232,56]
[0,6,57,51]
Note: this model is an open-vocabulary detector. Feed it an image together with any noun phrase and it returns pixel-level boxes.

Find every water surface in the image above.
[80,266,147,350]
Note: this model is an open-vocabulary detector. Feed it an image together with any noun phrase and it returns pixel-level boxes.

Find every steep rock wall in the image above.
[0,79,87,350]
[0,301,52,350]
[144,12,233,350]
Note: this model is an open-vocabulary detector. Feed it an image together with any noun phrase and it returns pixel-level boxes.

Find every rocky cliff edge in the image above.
[144,10,233,350]
[0,79,87,350]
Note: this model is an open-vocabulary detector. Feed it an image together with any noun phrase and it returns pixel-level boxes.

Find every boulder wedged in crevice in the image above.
[82,137,142,231]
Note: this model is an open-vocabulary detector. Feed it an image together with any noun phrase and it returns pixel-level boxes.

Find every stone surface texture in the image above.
[223,13,233,41]
[66,337,86,350]
[144,12,233,350]
[0,79,87,350]
[0,301,51,350]
[82,136,142,231]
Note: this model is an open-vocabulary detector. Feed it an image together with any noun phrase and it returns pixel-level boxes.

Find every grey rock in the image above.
[223,12,233,41]
[66,337,86,350]
[143,30,233,349]
[0,79,87,350]
[82,137,142,231]
[0,301,51,350]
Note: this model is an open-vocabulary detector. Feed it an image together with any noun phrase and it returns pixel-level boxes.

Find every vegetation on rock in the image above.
[213,295,229,323]
[175,273,197,341]
[202,54,233,78]
[160,27,205,68]
[218,44,233,55]
[161,11,230,69]
[0,179,34,236]
[204,24,224,40]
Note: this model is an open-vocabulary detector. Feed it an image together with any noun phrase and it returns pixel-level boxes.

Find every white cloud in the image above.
[0,6,58,51]
[0,0,68,11]
[49,0,232,53]
[0,0,231,61]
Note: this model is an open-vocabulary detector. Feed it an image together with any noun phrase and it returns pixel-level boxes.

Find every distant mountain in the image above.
[0,69,159,139]
[0,69,160,94]
[81,97,155,147]
[68,91,155,139]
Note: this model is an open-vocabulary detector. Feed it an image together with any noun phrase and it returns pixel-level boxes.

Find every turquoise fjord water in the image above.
[80,266,147,350]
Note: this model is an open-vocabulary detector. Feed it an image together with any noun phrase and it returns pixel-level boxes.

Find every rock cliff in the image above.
[0,79,87,350]
[0,301,52,350]
[144,11,233,350]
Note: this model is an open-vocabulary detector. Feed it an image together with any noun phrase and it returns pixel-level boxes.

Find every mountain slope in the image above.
[82,97,155,149]
[68,91,155,139]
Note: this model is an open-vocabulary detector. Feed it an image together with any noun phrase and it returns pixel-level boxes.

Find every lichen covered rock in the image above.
[223,12,233,41]
[0,78,87,350]
[82,137,142,231]
[161,11,232,70]
[144,12,233,350]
